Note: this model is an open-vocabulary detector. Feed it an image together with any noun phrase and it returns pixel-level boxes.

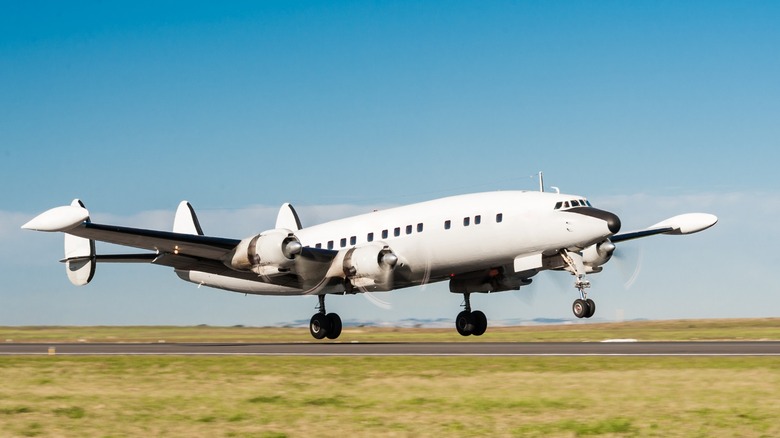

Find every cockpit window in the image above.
[555,199,592,210]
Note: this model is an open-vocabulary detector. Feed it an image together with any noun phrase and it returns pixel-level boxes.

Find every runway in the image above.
[2,341,780,356]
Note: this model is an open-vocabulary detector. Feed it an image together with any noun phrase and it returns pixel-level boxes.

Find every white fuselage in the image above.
[177,191,615,295]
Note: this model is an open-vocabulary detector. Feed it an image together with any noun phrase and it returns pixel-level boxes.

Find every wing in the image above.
[612,213,718,243]
[22,203,340,293]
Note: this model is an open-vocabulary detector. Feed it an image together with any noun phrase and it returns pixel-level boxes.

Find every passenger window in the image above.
[327,241,334,250]
[340,238,347,248]
[406,225,412,235]
[382,229,388,239]
[367,232,374,242]
[417,223,423,232]
[315,243,322,249]
[394,227,400,237]
[463,217,470,226]
[496,213,503,223]
[444,220,451,230]
[350,236,356,246]
[475,215,481,225]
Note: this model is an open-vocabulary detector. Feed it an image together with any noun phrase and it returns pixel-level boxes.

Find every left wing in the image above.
[22,201,340,292]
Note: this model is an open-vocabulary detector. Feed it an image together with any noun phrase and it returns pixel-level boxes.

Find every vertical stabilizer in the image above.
[173,201,204,235]
[276,203,302,230]
[64,199,96,285]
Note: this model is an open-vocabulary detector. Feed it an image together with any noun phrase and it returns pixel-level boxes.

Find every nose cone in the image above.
[569,207,621,234]
[604,211,621,234]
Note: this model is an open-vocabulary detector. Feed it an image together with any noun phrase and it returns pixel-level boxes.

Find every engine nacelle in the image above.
[342,243,398,291]
[581,239,616,272]
[225,228,302,276]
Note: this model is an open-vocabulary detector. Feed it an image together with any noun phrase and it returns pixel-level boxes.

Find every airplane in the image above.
[22,183,717,340]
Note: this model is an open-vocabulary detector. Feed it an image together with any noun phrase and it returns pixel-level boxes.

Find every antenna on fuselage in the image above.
[538,171,544,192]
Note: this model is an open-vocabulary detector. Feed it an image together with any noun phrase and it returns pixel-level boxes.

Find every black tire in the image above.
[455,310,474,336]
[572,299,587,318]
[471,310,488,336]
[326,313,342,340]
[585,299,596,318]
[309,313,329,340]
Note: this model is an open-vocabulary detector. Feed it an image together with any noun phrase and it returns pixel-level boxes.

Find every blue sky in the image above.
[1,1,778,326]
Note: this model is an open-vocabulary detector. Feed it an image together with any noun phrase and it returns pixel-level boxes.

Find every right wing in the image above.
[611,213,718,243]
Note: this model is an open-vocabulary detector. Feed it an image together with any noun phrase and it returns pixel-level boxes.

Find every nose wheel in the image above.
[561,249,597,319]
[572,298,596,319]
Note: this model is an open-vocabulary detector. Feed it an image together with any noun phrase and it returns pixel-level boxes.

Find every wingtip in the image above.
[21,205,90,232]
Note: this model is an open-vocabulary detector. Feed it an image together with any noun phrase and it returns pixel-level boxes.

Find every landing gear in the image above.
[455,293,488,336]
[572,298,595,319]
[561,250,598,319]
[585,299,596,318]
[309,295,342,340]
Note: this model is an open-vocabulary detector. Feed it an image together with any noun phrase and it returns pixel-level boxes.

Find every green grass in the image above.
[2,318,780,343]
[0,356,778,437]
[1,320,779,436]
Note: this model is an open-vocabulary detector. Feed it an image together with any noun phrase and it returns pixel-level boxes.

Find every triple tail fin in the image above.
[63,199,96,286]
[173,201,204,235]
[275,203,302,231]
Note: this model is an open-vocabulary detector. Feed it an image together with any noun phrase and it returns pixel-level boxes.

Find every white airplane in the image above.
[22,185,717,340]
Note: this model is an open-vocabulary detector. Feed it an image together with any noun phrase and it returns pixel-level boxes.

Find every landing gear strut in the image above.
[561,249,597,319]
[309,294,342,340]
[455,293,488,336]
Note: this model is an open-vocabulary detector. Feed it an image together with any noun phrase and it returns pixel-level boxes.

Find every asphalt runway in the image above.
[2,341,779,356]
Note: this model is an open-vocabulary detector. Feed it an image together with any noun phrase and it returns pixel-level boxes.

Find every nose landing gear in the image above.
[561,249,597,319]
[572,298,596,319]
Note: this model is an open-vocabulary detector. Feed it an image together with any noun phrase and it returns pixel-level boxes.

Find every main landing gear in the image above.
[309,294,342,340]
[455,293,488,336]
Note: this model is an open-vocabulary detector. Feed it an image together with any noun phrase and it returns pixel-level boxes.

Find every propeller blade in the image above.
[613,245,644,290]
[362,291,393,310]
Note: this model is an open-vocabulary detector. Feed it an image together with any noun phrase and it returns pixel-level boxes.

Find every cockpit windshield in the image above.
[554,199,592,210]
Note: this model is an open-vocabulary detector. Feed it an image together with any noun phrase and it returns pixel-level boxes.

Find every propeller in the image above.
[361,291,393,310]
[611,244,644,290]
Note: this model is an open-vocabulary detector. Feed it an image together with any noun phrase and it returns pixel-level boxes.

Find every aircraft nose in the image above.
[604,211,621,234]
[569,207,621,234]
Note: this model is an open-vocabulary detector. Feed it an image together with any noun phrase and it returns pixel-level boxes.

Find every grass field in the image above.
[0,356,778,437]
[1,320,779,437]
[2,318,780,343]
